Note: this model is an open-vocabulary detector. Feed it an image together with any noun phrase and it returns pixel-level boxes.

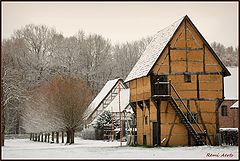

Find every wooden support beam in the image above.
[157,101,161,146]
[197,74,200,99]
[203,44,206,73]
[151,99,161,146]
[152,72,224,76]
[166,114,178,146]
[194,101,212,145]
[176,38,194,41]
[175,98,217,101]
[130,102,137,114]
[168,45,171,73]
[170,47,203,51]
[143,100,150,109]
[137,101,144,111]
[185,19,188,72]
[171,60,203,63]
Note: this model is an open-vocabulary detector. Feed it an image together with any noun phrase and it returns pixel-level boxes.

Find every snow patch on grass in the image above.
[2,138,238,159]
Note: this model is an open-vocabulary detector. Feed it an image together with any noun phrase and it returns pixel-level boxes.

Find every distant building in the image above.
[219,67,238,128]
[83,78,134,140]
[83,78,126,128]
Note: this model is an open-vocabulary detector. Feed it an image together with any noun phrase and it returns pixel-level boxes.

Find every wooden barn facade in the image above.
[125,15,231,147]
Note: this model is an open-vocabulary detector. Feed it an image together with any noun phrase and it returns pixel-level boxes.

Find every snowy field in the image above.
[2,138,238,160]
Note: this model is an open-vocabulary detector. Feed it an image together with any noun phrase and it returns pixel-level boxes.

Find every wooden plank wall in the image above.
[130,76,151,102]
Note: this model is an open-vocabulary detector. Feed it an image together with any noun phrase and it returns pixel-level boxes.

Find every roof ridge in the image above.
[156,16,185,34]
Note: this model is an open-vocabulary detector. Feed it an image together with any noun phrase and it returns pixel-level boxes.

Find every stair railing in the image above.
[157,80,204,133]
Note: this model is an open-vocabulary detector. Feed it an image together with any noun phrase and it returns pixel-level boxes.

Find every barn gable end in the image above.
[125,15,230,83]
[126,15,231,147]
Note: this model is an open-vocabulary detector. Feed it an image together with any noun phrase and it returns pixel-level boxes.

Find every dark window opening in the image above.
[184,73,191,83]
[151,74,168,95]
[145,116,148,125]
[221,105,228,116]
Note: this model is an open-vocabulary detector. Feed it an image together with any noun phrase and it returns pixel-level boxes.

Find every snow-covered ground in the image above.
[2,138,238,160]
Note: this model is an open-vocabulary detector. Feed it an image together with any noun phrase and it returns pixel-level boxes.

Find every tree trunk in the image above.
[51,132,54,143]
[62,131,64,143]
[30,133,32,141]
[33,133,35,141]
[41,133,44,142]
[47,133,50,143]
[70,129,75,144]
[66,130,70,143]
[35,133,37,141]
[1,108,5,146]
[38,133,40,142]
[56,132,59,143]
[44,133,47,142]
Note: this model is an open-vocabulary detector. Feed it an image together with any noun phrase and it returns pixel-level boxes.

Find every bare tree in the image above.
[21,75,93,144]
[1,40,28,146]
[112,37,152,79]
[211,41,238,66]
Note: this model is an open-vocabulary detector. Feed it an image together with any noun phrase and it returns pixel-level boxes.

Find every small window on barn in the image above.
[145,116,148,125]
[221,105,228,116]
[184,73,191,83]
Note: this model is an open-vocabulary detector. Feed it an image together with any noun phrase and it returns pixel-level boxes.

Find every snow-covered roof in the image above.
[104,88,130,113]
[224,67,238,100]
[84,78,120,119]
[90,88,132,125]
[219,128,238,131]
[125,16,184,82]
[230,101,238,108]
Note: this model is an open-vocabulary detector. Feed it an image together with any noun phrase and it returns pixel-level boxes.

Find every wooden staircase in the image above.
[152,80,206,146]
[168,96,206,145]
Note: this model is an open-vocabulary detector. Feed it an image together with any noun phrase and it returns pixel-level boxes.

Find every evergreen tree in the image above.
[93,111,119,129]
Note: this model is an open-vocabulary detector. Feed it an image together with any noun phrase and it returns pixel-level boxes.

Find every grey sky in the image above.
[2,2,239,47]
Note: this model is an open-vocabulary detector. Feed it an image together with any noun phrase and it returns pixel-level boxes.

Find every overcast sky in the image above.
[2,2,239,47]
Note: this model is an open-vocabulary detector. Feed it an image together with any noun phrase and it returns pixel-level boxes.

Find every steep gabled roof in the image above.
[125,15,230,83]
[84,78,121,120]
[104,88,130,113]
[90,88,133,126]
[231,101,238,108]
[125,16,184,82]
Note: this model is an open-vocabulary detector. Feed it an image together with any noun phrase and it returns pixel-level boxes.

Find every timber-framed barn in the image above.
[125,15,231,147]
